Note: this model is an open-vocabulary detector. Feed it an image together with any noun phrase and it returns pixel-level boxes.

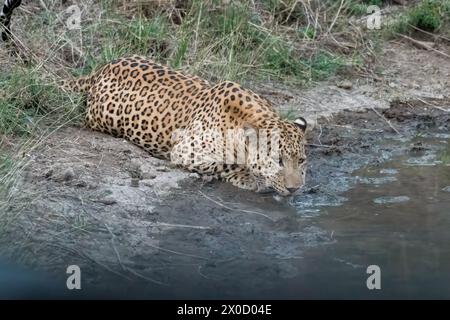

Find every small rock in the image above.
[442,186,450,193]
[306,185,320,194]
[337,80,353,90]
[44,169,53,179]
[75,180,87,188]
[63,168,75,181]
[87,182,99,190]
[388,82,398,88]
[243,222,255,234]
[189,173,200,179]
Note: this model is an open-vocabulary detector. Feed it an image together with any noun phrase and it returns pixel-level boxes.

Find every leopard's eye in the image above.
[299,158,306,164]
[279,159,284,166]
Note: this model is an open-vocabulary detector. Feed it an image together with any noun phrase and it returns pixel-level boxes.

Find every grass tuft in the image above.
[0,67,82,136]
[389,0,450,35]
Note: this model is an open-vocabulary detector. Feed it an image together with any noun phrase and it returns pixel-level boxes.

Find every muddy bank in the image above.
[298,97,450,213]
[1,97,449,298]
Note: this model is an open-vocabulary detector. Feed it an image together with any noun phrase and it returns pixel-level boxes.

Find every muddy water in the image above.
[209,138,450,298]
[283,139,450,299]
[88,134,448,299]
[131,106,450,299]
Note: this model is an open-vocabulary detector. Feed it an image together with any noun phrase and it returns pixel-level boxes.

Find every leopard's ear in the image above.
[294,117,307,131]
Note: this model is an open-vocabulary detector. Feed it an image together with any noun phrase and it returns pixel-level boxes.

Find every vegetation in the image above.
[74,0,350,84]
[390,0,450,35]
[1,0,449,190]
[0,66,82,190]
[346,0,384,16]
[0,68,81,136]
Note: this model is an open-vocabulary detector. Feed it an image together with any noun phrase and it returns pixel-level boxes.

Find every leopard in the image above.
[62,55,308,196]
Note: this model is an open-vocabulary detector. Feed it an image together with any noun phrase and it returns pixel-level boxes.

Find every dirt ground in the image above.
[265,42,450,124]
[1,41,449,298]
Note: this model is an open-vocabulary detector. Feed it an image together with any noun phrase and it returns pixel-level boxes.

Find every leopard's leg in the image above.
[170,132,256,191]
[170,129,225,176]
[170,139,221,181]
[220,168,257,191]
[171,145,255,190]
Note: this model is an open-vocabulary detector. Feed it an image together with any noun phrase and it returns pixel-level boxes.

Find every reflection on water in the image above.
[373,195,410,204]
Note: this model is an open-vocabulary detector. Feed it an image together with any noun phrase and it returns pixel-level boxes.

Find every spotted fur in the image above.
[63,56,308,195]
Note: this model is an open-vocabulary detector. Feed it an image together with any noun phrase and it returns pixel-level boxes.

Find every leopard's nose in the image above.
[287,187,299,194]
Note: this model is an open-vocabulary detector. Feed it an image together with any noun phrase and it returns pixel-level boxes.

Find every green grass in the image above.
[261,0,305,24]
[0,66,83,195]
[408,0,448,31]
[72,14,171,76]
[297,26,317,40]
[0,150,17,194]
[0,66,83,189]
[62,0,347,85]
[0,70,51,136]
[309,52,344,81]
[389,0,450,35]
[0,68,82,136]
[185,1,345,83]
[346,0,384,17]
[0,152,14,176]
[280,107,299,121]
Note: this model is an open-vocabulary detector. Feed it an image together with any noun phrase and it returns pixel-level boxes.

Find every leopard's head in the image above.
[245,117,308,196]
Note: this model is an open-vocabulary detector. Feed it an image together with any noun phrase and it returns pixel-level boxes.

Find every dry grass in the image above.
[3,1,372,83]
